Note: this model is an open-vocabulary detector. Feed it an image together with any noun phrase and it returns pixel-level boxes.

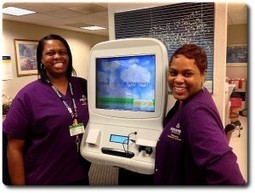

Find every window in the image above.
[115,2,214,91]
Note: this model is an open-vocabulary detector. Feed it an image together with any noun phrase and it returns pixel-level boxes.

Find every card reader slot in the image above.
[101,147,134,158]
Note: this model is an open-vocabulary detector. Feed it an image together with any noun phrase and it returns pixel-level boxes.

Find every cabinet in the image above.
[226,77,247,111]
[226,63,247,111]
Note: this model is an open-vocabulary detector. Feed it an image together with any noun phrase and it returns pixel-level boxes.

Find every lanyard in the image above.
[50,81,78,120]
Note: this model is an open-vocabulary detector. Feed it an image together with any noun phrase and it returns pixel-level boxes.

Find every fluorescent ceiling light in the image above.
[3,6,36,16]
[81,26,106,31]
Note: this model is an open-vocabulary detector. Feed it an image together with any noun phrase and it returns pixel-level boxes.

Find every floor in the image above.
[228,115,248,182]
[89,163,118,185]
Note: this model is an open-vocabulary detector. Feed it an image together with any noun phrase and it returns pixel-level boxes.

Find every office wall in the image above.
[226,24,248,79]
[108,3,228,123]
[227,24,247,45]
[2,20,108,98]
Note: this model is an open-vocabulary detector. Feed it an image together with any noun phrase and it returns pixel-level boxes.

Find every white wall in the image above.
[226,24,248,79]
[2,20,108,98]
[226,64,247,79]
[108,2,228,124]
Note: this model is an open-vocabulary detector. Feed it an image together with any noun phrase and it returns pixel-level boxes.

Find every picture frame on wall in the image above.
[14,39,38,76]
[226,44,248,64]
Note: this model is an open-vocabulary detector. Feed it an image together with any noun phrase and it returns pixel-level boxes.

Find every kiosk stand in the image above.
[80,38,168,174]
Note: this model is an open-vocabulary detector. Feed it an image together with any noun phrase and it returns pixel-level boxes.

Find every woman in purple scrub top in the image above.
[154,44,246,185]
[3,34,90,185]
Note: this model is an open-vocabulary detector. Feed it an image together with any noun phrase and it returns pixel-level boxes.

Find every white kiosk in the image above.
[80,38,168,174]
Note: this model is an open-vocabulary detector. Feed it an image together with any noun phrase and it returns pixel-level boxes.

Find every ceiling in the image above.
[2,2,248,37]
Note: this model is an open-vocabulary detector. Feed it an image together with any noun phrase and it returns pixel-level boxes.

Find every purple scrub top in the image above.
[154,88,246,185]
[3,77,90,185]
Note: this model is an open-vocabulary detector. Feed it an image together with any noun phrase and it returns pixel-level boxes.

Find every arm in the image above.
[187,105,246,184]
[7,136,26,185]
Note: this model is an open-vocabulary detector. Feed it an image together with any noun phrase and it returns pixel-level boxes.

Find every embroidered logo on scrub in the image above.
[167,123,182,141]
[80,95,87,106]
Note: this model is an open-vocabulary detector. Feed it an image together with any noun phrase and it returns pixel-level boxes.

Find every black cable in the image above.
[122,138,128,153]
[121,132,137,154]
[127,132,137,153]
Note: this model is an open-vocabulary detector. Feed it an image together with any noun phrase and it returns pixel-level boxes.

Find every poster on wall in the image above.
[226,44,248,64]
[14,39,38,77]
[2,56,13,80]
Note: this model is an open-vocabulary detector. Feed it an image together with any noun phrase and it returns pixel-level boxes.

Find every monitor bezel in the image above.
[88,39,167,120]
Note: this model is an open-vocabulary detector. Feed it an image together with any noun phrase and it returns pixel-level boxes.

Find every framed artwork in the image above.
[14,39,38,76]
[226,44,248,64]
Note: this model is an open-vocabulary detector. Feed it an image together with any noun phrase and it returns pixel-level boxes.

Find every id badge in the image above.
[69,123,85,136]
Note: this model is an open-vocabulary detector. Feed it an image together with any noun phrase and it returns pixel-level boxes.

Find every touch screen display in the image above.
[96,55,155,112]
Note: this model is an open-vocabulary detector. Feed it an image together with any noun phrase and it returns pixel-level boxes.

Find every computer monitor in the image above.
[96,54,155,113]
[80,38,168,174]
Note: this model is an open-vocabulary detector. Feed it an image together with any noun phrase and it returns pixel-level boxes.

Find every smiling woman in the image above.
[154,44,246,185]
[40,39,69,85]
[168,44,207,102]
[3,34,91,185]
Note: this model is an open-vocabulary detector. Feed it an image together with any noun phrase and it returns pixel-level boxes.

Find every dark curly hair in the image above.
[36,34,76,82]
[169,44,207,73]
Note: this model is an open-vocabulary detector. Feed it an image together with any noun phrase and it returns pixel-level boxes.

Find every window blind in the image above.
[115,2,215,82]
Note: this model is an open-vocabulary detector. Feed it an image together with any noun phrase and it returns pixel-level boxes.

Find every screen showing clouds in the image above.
[96,55,155,112]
